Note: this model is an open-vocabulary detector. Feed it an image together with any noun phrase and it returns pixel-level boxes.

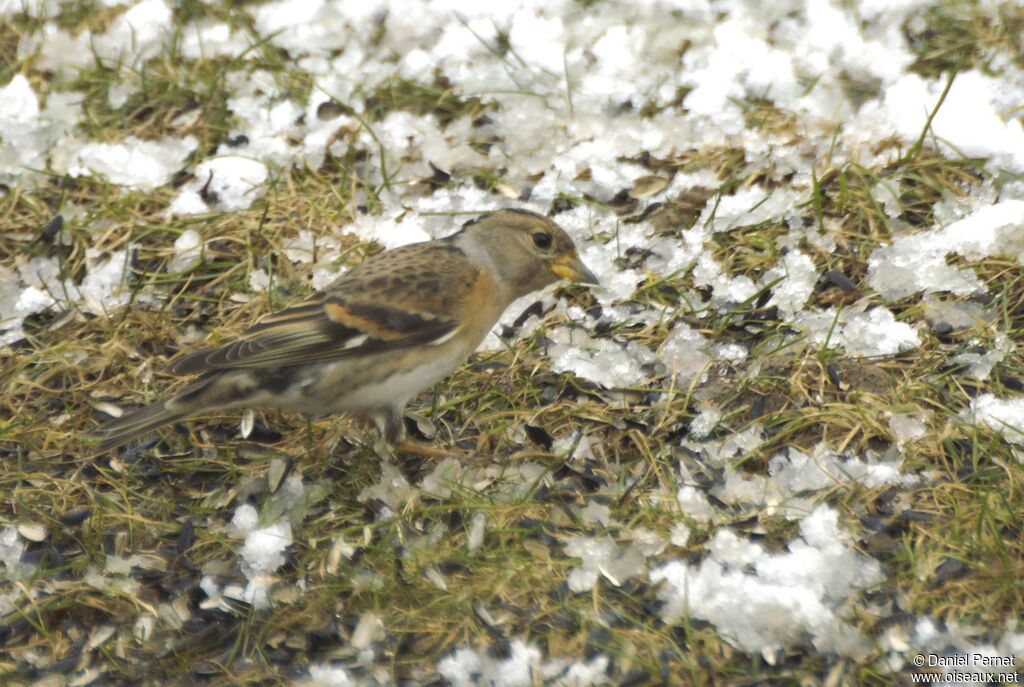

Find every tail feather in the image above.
[91,400,190,452]
[89,372,242,454]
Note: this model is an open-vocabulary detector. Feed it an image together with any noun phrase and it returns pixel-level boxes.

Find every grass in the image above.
[3,2,1024,686]
[905,1,1024,77]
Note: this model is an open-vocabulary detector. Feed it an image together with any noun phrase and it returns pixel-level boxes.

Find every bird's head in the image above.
[456,209,599,298]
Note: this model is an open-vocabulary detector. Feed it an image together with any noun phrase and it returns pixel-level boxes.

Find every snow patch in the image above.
[651,505,882,657]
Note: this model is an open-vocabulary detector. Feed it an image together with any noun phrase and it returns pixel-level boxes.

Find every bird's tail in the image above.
[91,400,191,452]
[90,374,221,452]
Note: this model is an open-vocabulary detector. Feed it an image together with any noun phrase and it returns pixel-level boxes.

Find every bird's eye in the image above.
[532,232,552,250]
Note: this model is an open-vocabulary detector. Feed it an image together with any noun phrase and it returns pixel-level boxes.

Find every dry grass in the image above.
[3,2,1024,686]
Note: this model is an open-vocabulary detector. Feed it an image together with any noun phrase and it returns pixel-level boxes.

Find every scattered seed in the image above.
[240,409,254,439]
[467,512,486,553]
[495,181,520,199]
[628,175,668,199]
[267,456,292,493]
[93,401,124,419]
[17,523,46,542]
[423,565,448,591]
[133,614,155,642]
[317,100,346,120]
[351,611,383,649]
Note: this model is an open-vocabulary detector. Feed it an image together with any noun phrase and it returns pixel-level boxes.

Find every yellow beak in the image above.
[551,254,600,285]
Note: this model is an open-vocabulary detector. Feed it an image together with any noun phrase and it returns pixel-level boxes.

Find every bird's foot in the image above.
[371,435,397,462]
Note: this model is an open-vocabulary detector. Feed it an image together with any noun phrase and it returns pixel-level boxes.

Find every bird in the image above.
[91,209,599,452]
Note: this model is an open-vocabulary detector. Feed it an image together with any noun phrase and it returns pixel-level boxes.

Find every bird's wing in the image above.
[167,242,480,375]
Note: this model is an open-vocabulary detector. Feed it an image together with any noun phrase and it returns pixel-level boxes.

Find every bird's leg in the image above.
[372,436,397,462]
[302,414,335,463]
[370,408,401,462]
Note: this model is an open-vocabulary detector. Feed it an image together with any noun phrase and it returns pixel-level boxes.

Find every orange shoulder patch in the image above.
[323,301,406,341]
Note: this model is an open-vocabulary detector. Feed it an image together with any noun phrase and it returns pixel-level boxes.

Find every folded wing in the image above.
[168,242,475,375]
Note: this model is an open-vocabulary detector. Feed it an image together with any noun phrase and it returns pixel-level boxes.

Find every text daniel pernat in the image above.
[921,654,1015,668]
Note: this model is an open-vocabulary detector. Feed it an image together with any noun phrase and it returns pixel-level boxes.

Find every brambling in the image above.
[92,209,598,451]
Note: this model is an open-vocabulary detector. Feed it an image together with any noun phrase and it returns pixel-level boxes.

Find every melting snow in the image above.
[882,72,1024,174]
[868,200,1024,299]
[0,75,80,187]
[887,411,929,446]
[564,534,659,592]
[168,229,203,273]
[167,156,270,215]
[59,135,198,191]
[651,505,883,657]
[964,395,1024,446]
[547,321,654,389]
[221,489,299,610]
[712,444,906,511]
[794,304,922,357]
[439,639,609,687]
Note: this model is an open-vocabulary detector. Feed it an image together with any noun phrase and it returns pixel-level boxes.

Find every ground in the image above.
[2,0,1024,685]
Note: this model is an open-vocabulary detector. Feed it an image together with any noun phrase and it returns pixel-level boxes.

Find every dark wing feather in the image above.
[167,241,475,375]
